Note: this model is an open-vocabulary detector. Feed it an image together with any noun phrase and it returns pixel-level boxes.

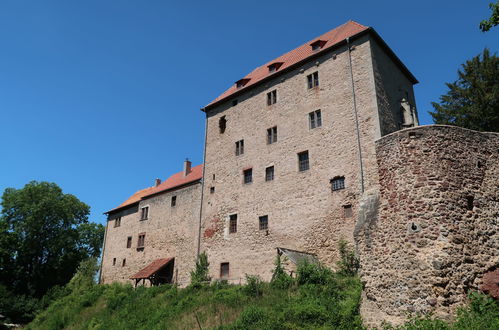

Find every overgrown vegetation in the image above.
[189,251,211,288]
[27,244,499,329]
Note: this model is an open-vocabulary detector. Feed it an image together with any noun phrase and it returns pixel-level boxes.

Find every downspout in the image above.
[346,37,365,193]
[196,111,208,257]
[98,218,109,284]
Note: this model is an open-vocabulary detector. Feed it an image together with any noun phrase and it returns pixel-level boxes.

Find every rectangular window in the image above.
[219,116,227,134]
[309,110,322,129]
[267,90,277,105]
[122,258,126,267]
[137,233,146,248]
[259,215,268,230]
[307,71,319,89]
[343,205,353,218]
[235,140,244,156]
[298,151,310,172]
[127,236,132,248]
[229,214,237,233]
[113,258,116,266]
[331,176,345,191]
[220,262,230,278]
[243,168,252,184]
[140,206,149,220]
[265,166,274,181]
[267,126,277,144]
[171,196,177,207]
[114,217,121,227]
[210,186,215,194]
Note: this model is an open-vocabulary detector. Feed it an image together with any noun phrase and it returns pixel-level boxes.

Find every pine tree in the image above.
[430,49,499,132]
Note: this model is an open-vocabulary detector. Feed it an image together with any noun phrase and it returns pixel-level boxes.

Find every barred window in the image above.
[243,168,252,184]
[267,90,277,105]
[331,176,345,191]
[229,214,237,233]
[307,71,319,89]
[137,233,146,248]
[235,140,244,156]
[267,126,277,144]
[126,236,132,248]
[309,110,322,129]
[265,166,274,181]
[140,206,149,220]
[114,217,121,227]
[259,215,268,230]
[171,196,177,207]
[298,151,310,172]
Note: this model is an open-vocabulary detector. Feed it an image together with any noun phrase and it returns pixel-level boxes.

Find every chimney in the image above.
[155,178,161,187]
[183,158,192,177]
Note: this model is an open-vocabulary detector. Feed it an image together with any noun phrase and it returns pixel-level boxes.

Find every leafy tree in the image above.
[337,239,360,276]
[0,181,104,322]
[480,1,499,32]
[430,49,499,132]
[190,251,211,287]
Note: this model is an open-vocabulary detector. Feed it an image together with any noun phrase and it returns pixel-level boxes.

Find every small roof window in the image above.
[267,62,284,73]
[310,40,327,51]
[235,78,251,89]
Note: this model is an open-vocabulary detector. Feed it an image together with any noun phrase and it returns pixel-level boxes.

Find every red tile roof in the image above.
[106,164,203,213]
[205,21,368,109]
[130,258,174,279]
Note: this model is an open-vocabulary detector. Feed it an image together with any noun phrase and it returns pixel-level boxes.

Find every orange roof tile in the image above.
[106,164,203,213]
[205,21,368,109]
[130,258,174,279]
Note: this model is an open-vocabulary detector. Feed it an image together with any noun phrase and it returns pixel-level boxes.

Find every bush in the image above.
[244,275,263,297]
[337,239,360,276]
[270,254,294,289]
[190,252,211,287]
[297,261,333,285]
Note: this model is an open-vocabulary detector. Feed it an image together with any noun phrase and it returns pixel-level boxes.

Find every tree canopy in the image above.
[480,1,499,32]
[0,181,104,323]
[430,49,499,132]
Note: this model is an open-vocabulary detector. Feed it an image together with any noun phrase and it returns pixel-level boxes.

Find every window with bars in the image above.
[298,151,310,172]
[235,140,244,156]
[126,236,132,248]
[259,215,268,230]
[265,166,274,181]
[267,126,277,144]
[243,168,252,184]
[220,262,230,278]
[140,206,149,220]
[229,214,237,233]
[309,110,322,129]
[267,90,277,105]
[343,205,353,218]
[114,217,121,227]
[137,233,146,248]
[171,196,177,207]
[331,176,345,191]
[307,71,319,89]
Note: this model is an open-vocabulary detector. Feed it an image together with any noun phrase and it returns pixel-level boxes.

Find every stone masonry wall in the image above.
[200,35,391,283]
[356,125,499,326]
[101,182,201,287]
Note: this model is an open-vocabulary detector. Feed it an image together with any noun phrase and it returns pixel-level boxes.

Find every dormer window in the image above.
[310,40,327,51]
[235,78,250,89]
[267,62,284,73]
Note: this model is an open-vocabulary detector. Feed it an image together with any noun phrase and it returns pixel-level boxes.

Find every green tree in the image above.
[430,49,499,132]
[480,1,499,32]
[190,251,211,287]
[0,181,104,322]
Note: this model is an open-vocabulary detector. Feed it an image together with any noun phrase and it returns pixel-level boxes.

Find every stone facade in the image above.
[356,125,499,326]
[199,32,417,283]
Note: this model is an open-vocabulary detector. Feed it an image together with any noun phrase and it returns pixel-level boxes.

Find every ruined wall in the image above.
[356,125,499,326]
[200,35,384,283]
[101,183,201,286]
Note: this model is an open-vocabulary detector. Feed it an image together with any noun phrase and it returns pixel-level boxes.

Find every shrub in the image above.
[190,252,211,287]
[297,261,333,285]
[270,254,293,289]
[244,275,263,297]
[337,239,360,276]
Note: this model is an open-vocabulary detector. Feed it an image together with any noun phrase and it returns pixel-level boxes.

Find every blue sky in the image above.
[1,1,497,225]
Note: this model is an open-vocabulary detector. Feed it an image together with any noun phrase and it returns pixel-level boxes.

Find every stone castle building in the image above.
[100,21,498,326]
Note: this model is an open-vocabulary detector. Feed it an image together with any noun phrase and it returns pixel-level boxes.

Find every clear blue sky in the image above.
[1,1,497,225]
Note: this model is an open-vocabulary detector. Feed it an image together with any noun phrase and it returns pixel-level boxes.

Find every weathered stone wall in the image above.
[199,34,408,282]
[101,182,201,286]
[356,125,499,326]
